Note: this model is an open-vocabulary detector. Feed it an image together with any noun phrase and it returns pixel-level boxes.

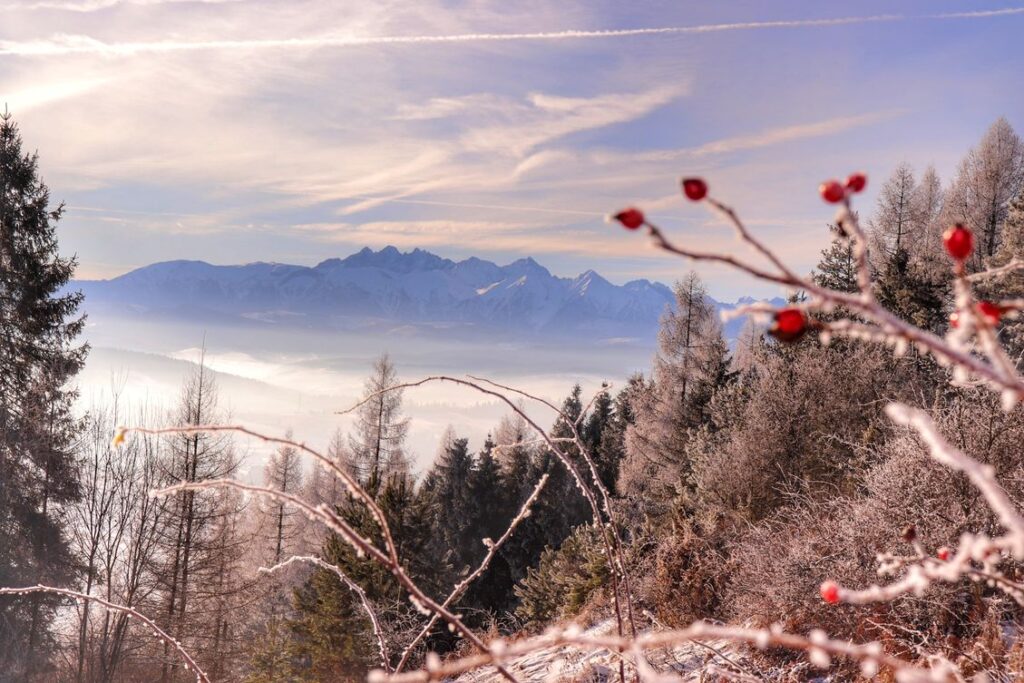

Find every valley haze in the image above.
[70,246,778,473]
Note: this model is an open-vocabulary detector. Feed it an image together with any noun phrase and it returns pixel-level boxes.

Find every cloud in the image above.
[391,94,507,121]
[630,110,908,162]
[2,0,240,10]
[1,77,110,112]
[2,7,1015,56]
[4,9,1024,57]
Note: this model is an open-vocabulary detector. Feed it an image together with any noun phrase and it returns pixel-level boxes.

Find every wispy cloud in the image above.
[1,77,110,112]
[2,0,239,10]
[3,9,1023,57]
[631,110,909,162]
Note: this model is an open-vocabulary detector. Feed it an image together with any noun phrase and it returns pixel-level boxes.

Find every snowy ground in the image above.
[452,619,759,682]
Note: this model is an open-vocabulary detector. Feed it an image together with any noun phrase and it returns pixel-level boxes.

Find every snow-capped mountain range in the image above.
[71,246,776,342]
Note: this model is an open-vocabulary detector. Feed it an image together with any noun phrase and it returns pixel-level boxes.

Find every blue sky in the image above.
[2,0,1023,299]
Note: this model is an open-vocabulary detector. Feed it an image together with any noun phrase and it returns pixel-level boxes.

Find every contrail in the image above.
[1,8,1022,57]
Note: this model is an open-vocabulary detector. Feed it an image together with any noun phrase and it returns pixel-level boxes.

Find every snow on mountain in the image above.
[70,247,770,342]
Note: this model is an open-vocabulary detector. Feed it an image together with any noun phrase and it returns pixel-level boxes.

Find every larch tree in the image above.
[622,272,729,503]
[910,165,946,277]
[943,117,1024,263]
[868,162,917,262]
[0,111,87,678]
[155,355,243,682]
[349,353,410,493]
[262,433,305,565]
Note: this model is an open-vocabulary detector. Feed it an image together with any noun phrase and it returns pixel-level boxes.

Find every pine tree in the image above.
[0,111,88,677]
[463,435,514,613]
[812,227,859,294]
[424,429,477,582]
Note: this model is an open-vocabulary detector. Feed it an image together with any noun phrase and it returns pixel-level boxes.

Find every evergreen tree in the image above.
[287,458,433,679]
[423,429,477,581]
[874,247,947,333]
[583,383,612,458]
[464,435,515,613]
[0,112,87,677]
[981,195,1024,359]
[812,227,859,294]
[529,386,591,552]
[594,375,643,495]
[492,413,545,586]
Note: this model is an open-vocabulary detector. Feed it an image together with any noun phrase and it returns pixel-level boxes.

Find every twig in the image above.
[0,585,210,683]
[261,555,392,672]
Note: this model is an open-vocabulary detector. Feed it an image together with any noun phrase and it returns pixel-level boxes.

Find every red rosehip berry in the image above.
[937,547,951,561]
[613,208,645,230]
[845,172,867,193]
[978,300,1002,325]
[681,177,708,201]
[820,581,840,604]
[819,180,845,204]
[770,308,808,343]
[949,311,961,329]
[943,224,974,261]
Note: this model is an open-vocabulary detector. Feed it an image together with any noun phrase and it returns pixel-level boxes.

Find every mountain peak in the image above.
[504,256,551,279]
[320,245,455,273]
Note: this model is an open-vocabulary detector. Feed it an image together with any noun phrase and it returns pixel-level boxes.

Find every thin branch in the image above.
[395,473,550,672]
[261,555,392,672]
[135,427,521,683]
[0,585,210,683]
[369,621,956,683]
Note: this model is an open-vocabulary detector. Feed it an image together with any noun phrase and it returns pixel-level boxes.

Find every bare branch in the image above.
[261,556,392,672]
[0,585,210,683]
[395,473,550,671]
[370,621,956,683]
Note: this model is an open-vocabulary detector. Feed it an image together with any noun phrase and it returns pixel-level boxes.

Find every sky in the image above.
[2,0,1024,300]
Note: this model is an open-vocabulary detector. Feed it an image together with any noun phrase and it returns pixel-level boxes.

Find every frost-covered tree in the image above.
[943,118,1024,262]
[0,112,87,677]
[262,433,305,564]
[869,162,917,260]
[155,357,244,682]
[813,226,858,294]
[349,354,410,492]
[622,272,729,502]
[911,165,947,276]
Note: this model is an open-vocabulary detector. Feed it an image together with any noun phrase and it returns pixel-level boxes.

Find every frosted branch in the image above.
[0,585,210,683]
[394,473,550,672]
[261,555,391,672]
[370,621,956,683]
[135,426,520,683]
